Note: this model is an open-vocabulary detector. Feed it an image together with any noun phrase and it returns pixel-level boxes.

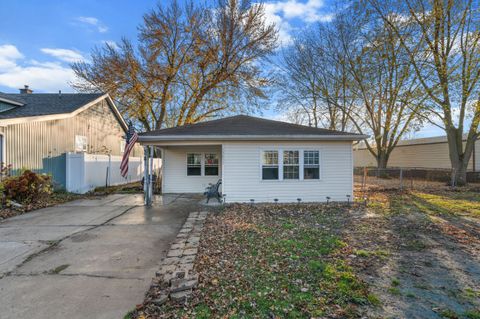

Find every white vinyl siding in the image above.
[222,141,353,203]
[163,145,222,193]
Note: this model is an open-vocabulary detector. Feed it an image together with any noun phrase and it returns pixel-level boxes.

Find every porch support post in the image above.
[143,146,151,206]
[148,146,154,204]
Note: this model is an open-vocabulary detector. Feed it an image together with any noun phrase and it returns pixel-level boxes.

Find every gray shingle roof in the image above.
[140,115,363,138]
[0,93,105,119]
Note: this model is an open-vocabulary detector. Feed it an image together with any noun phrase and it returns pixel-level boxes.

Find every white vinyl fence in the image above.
[65,153,161,193]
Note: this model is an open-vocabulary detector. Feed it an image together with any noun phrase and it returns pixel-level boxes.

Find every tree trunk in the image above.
[376,152,389,169]
[450,157,469,186]
[376,152,389,178]
[446,128,471,186]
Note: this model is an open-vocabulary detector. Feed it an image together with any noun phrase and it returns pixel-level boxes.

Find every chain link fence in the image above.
[354,167,480,192]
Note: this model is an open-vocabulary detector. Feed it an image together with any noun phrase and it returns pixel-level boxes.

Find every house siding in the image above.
[354,139,479,171]
[222,141,353,203]
[162,145,222,193]
[2,98,142,186]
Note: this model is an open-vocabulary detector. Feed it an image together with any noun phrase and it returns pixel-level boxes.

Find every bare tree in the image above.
[337,12,425,169]
[72,0,277,131]
[277,23,355,131]
[369,0,480,185]
[277,10,424,169]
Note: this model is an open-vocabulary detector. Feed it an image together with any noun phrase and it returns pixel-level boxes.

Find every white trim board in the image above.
[139,134,367,143]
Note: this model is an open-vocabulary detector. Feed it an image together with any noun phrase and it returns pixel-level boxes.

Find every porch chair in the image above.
[204,179,222,203]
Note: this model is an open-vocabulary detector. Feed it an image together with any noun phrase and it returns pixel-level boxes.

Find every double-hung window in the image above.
[262,151,279,180]
[204,153,219,176]
[187,153,202,176]
[283,150,299,179]
[304,150,320,179]
[261,149,320,181]
[187,153,219,176]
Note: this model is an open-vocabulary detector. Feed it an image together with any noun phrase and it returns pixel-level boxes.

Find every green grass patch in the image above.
[354,249,390,258]
[367,190,480,218]
[46,264,69,274]
[464,310,480,319]
[438,308,459,318]
[388,287,402,296]
[177,205,375,318]
[412,192,480,216]
[391,278,400,287]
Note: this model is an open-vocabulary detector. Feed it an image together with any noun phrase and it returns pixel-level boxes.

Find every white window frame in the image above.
[204,153,220,176]
[120,140,126,153]
[303,150,321,180]
[186,152,220,177]
[75,135,88,153]
[260,148,322,182]
[261,150,280,180]
[283,150,300,180]
[186,153,202,176]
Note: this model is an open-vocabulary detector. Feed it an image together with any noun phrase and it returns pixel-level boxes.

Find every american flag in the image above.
[120,121,139,178]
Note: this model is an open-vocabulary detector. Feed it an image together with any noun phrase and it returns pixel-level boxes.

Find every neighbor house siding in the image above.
[162,145,222,193]
[354,138,478,171]
[2,98,141,186]
[222,141,353,203]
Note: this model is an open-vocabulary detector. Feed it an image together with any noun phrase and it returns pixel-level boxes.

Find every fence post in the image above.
[105,167,109,188]
[108,154,112,186]
[399,168,403,190]
[410,169,414,189]
[450,168,456,188]
[363,167,367,190]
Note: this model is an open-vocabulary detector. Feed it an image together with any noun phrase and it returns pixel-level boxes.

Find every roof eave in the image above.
[0,93,129,131]
[0,96,24,107]
[138,134,368,143]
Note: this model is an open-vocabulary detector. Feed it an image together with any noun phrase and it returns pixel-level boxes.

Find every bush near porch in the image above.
[134,186,480,319]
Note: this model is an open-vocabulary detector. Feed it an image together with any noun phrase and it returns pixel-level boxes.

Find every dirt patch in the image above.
[343,190,480,318]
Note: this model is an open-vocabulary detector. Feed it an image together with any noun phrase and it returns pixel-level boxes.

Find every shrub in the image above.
[3,170,52,205]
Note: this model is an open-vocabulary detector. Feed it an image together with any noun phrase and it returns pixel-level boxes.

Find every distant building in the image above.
[0,86,143,188]
[354,135,479,171]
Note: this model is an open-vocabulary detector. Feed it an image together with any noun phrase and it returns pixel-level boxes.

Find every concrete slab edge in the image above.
[145,211,208,306]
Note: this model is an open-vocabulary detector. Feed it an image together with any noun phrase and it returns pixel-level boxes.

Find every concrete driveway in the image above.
[0,193,201,319]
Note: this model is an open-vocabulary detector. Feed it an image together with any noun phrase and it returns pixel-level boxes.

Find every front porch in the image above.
[142,143,223,206]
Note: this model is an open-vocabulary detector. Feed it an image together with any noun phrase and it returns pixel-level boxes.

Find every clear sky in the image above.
[0,0,443,137]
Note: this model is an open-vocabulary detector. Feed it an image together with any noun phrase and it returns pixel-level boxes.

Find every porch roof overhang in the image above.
[138,134,368,145]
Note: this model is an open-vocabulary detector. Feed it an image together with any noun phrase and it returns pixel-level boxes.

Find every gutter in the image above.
[138,134,368,143]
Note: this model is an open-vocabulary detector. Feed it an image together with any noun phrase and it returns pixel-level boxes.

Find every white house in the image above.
[138,115,366,203]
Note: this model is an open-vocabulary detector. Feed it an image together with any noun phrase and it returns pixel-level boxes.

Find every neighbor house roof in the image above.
[354,134,472,150]
[0,92,128,131]
[0,93,104,119]
[139,115,367,142]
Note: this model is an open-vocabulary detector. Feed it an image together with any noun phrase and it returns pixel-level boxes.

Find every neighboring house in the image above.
[138,115,366,203]
[0,86,143,188]
[354,135,479,171]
